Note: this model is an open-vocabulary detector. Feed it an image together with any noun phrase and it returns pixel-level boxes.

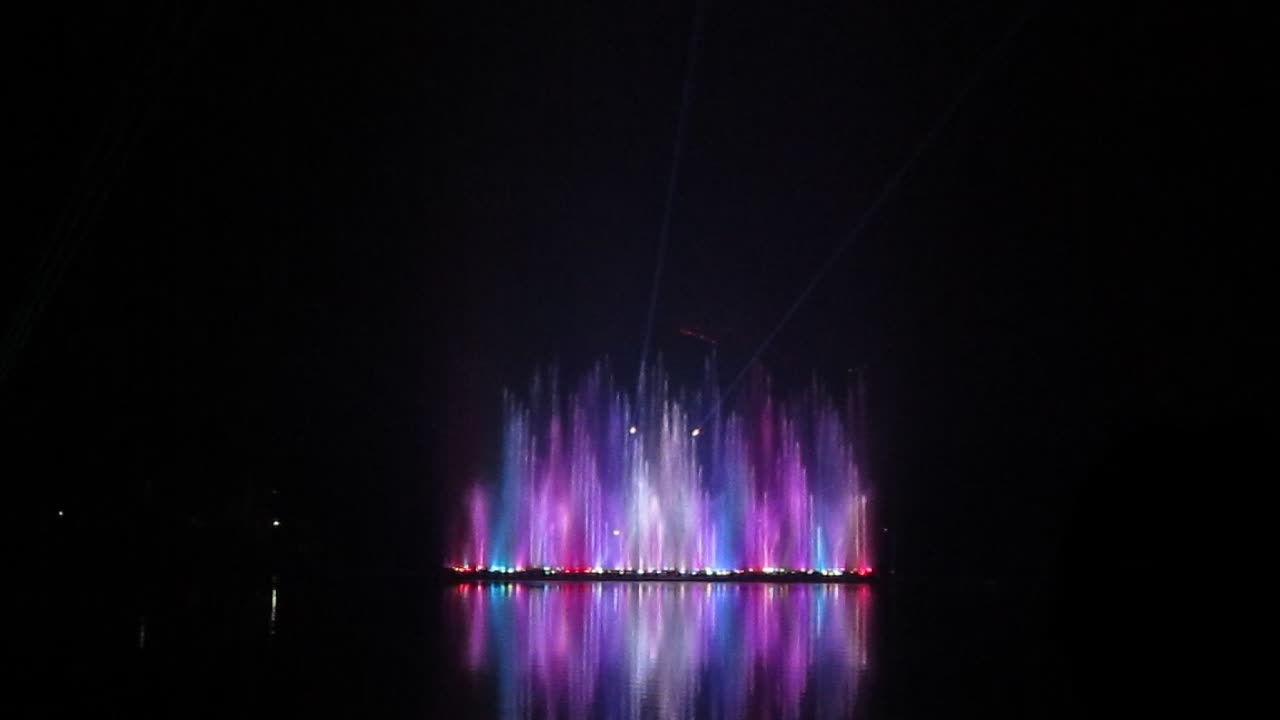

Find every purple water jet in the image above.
[450,360,872,575]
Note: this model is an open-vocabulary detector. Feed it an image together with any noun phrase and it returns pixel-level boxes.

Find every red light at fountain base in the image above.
[447,566,878,583]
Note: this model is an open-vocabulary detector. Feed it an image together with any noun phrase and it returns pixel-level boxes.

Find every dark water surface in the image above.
[19,574,1074,718]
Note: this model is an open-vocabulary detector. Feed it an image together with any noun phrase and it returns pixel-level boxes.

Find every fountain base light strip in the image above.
[447,566,876,582]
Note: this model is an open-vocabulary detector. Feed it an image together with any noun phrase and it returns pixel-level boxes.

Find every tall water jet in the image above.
[450,359,872,575]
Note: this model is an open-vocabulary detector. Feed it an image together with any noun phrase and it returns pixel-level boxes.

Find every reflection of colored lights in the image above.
[448,582,870,719]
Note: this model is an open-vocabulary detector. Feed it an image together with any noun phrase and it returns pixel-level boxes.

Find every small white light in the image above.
[57,510,64,517]
[690,428,701,437]
[272,520,280,527]
[612,529,620,536]
[628,426,637,435]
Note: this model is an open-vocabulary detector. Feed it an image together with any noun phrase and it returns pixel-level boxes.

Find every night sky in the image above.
[6,1,1265,597]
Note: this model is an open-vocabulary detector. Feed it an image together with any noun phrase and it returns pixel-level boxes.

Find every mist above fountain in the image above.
[450,359,872,578]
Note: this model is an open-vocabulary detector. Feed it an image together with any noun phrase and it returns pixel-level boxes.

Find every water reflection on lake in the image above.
[447,582,871,720]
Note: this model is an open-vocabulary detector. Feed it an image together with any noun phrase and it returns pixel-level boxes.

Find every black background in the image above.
[6,1,1269,716]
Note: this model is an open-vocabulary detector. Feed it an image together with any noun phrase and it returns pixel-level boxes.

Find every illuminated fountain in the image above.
[450,360,872,577]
